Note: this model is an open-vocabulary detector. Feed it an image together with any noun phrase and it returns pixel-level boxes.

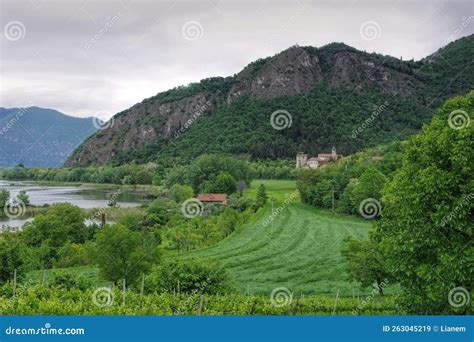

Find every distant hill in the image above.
[0,107,97,167]
[66,35,474,167]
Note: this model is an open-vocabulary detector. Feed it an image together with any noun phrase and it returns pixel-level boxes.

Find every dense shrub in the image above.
[144,259,233,295]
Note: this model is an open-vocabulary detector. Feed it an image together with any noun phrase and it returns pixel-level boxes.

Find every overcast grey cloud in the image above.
[0,0,473,118]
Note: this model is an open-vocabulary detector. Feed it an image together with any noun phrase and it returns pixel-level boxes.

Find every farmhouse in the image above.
[296,147,342,169]
[197,193,228,205]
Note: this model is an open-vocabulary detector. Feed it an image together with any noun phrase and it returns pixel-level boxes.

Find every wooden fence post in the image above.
[12,269,17,297]
[250,298,257,315]
[140,273,145,297]
[332,289,340,315]
[122,279,126,306]
[292,296,300,315]
[197,294,205,315]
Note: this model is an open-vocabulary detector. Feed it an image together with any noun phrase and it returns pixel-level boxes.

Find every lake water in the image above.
[0,180,150,228]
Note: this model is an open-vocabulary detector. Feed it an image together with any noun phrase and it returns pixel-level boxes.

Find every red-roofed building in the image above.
[197,193,228,204]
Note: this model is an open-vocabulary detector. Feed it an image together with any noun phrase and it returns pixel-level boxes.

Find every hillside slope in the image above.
[0,107,96,167]
[183,202,372,295]
[66,35,474,166]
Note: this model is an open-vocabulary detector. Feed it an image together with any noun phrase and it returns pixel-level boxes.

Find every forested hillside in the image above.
[66,35,474,167]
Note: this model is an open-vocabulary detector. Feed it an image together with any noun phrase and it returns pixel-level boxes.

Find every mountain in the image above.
[66,35,474,167]
[0,107,97,167]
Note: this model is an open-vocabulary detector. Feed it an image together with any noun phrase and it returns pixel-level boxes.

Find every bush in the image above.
[53,242,96,268]
[49,272,93,291]
[144,259,233,295]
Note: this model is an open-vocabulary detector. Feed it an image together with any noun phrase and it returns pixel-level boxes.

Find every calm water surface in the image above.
[0,180,150,228]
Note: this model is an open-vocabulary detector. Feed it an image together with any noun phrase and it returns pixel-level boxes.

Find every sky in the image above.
[0,0,473,119]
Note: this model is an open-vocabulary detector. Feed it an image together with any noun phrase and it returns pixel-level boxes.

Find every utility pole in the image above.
[331,187,335,215]
[271,197,275,228]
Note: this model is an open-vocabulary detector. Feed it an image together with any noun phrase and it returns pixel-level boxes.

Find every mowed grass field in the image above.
[27,180,383,298]
[183,180,375,296]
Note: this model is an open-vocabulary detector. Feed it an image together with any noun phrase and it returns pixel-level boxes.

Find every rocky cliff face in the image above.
[68,91,220,166]
[66,38,466,166]
[227,47,324,103]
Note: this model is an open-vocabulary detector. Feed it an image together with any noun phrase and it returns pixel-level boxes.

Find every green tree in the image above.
[146,201,171,226]
[256,184,268,207]
[341,235,391,295]
[132,170,153,184]
[0,232,33,282]
[16,190,30,206]
[164,154,253,193]
[0,190,9,209]
[23,203,88,248]
[95,224,160,285]
[212,172,237,194]
[169,184,193,203]
[374,92,473,314]
[349,167,387,216]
